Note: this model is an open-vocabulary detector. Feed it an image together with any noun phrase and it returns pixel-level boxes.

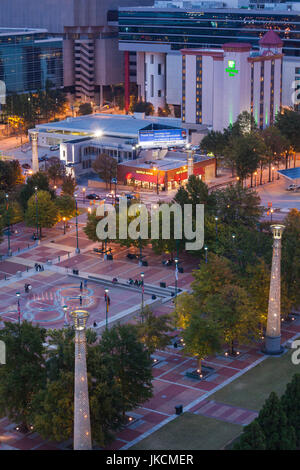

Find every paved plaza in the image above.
[0,214,300,450]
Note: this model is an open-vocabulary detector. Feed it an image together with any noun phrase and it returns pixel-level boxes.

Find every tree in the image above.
[0,321,46,431]
[281,209,300,310]
[47,161,66,185]
[257,392,296,450]
[231,110,257,136]
[130,100,154,116]
[99,323,153,417]
[0,160,23,192]
[135,306,173,354]
[275,108,300,152]
[205,284,260,354]
[25,190,59,237]
[214,184,262,229]
[92,153,117,189]
[78,102,93,116]
[183,315,222,373]
[233,420,266,450]
[18,172,55,211]
[61,175,77,196]
[224,133,264,183]
[200,130,228,177]
[55,195,76,220]
[261,126,289,182]
[281,374,300,445]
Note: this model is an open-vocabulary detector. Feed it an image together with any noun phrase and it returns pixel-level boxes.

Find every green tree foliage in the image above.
[0,160,23,192]
[281,374,300,445]
[99,323,153,417]
[25,190,59,237]
[233,420,266,450]
[78,102,93,116]
[61,175,77,196]
[261,126,289,182]
[135,306,173,354]
[0,321,47,430]
[281,209,300,310]
[200,130,229,176]
[214,184,262,229]
[18,172,55,211]
[275,108,300,151]
[182,315,222,373]
[130,100,154,115]
[47,161,66,185]
[92,153,117,189]
[55,195,76,220]
[257,392,296,450]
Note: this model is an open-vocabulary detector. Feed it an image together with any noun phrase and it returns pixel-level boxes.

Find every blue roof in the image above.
[278,168,300,181]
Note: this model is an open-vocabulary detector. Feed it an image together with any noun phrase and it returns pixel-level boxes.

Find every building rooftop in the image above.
[119,152,214,171]
[0,27,48,36]
[259,30,284,47]
[36,113,184,139]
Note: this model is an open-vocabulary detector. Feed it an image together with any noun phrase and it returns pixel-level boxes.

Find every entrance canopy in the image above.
[278,168,300,181]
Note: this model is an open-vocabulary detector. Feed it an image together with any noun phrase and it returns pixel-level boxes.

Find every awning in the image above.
[174,171,188,182]
[126,172,164,184]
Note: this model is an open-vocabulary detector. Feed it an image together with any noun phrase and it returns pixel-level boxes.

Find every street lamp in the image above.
[105,288,109,330]
[215,216,218,240]
[270,208,274,223]
[82,187,86,204]
[174,258,179,298]
[254,171,257,187]
[141,272,145,320]
[16,292,21,325]
[74,194,80,254]
[63,217,66,235]
[35,187,39,241]
[204,246,208,264]
[63,304,69,326]
[153,167,159,195]
[5,193,12,256]
[111,178,117,205]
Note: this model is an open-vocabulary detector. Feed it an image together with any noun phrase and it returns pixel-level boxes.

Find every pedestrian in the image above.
[80,281,83,292]
[107,295,111,306]
[79,295,82,306]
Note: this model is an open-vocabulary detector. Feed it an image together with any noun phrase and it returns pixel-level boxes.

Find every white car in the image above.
[106,192,121,199]
[286,184,297,191]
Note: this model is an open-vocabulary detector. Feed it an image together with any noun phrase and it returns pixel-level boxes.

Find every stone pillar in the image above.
[264,224,285,355]
[71,309,92,450]
[187,150,194,178]
[31,131,39,174]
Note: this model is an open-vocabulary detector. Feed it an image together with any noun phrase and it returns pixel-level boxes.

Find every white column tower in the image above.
[264,224,285,355]
[71,309,92,450]
[31,131,39,174]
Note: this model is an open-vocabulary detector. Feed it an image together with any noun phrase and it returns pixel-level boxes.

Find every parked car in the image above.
[86,193,101,200]
[126,193,137,200]
[286,184,297,191]
[50,145,60,151]
[106,192,122,199]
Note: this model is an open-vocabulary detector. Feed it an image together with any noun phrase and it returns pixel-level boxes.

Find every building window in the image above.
[151,74,154,98]
[158,63,161,75]
[150,54,154,64]
[196,56,202,124]
[158,89,161,97]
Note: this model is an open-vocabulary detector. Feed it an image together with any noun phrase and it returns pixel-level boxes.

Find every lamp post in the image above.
[63,304,69,326]
[174,258,179,298]
[16,292,21,325]
[5,194,12,256]
[215,216,218,241]
[105,288,109,330]
[153,167,159,195]
[82,187,86,204]
[204,246,208,264]
[63,217,66,235]
[270,208,274,223]
[254,171,257,187]
[71,309,92,450]
[111,178,117,205]
[141,272,144,320]
[74,194,80,254]
[35,187,39,241]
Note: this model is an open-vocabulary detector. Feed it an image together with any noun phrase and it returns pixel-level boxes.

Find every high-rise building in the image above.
[119,6,300,112]
[0,0,154,104]
[182,31,283,130]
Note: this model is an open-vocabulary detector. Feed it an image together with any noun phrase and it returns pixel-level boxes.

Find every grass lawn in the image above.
[210,348,300,411]
[131,413,242,450]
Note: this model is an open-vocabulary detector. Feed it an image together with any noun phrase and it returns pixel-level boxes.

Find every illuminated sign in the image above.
[138,128,187,148]
[226,60,239,77]
[136,170,154,176]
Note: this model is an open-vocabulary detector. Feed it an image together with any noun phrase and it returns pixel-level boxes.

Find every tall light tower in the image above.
[264,224,285,355]
[31,131,39,174]
[71,309,92,450]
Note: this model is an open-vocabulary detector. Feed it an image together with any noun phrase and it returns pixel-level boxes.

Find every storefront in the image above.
[117,154,215,192]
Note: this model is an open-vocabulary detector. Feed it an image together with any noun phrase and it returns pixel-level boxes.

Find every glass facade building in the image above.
[0,28,63,95]
[119,8,300,57]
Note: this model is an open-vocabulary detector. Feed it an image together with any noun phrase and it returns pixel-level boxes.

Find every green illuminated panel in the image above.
[226,59,239,77]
